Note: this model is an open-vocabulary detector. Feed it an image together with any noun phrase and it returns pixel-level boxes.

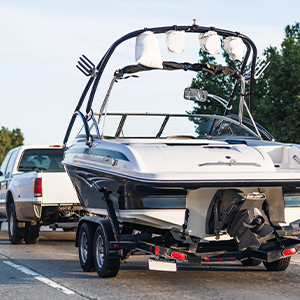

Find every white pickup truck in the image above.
[0,145,83,244]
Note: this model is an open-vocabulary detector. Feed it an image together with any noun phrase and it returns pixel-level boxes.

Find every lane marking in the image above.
[3,260,75,295]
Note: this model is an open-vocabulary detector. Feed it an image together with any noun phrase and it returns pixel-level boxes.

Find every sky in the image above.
[0,0,299,145]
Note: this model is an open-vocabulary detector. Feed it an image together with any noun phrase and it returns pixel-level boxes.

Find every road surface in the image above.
[1,222,300,300]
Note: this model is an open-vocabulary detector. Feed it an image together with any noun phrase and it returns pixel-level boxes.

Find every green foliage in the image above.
[254,22,300,143]
[189,47,240,115]
[0,127,24,164]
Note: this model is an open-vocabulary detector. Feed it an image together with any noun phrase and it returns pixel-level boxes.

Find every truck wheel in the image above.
[94,220,120,278]
[263,257,291,271]
[24,222,40,244]
[8,203,25,244]
[241,258,261,266]
[78,222,95,272]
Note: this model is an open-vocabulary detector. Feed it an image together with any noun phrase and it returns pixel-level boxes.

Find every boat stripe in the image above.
[66,147,129,161]
[4,260,75,295]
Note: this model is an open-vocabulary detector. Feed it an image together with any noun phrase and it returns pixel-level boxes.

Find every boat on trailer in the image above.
[63,21,300,277]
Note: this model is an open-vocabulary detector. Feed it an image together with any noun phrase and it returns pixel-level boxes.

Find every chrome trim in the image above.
[198,161,261,167]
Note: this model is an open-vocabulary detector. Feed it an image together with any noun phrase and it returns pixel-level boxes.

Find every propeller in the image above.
[243,207,274,237]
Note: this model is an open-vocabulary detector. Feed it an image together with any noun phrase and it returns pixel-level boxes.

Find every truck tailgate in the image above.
[41,172,79,205]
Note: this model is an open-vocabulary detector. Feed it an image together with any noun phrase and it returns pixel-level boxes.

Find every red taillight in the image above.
[217,258,223,261]
[230,257,236,261]
[171,252,186,260]
[34,178,42,197]
[203,258,210,262]
[282,247,297,256]
[154,246,159,255]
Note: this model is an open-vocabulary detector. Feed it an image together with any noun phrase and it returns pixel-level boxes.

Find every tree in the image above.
[0,127,24,164]
[254,23,300,143]
[190,23,300,143]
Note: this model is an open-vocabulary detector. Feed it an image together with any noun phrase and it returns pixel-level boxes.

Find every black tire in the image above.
[94,220,120,278]
[263,257,291,271]
[24,222,40,244]
[7,203,25,244]
[241,258,261,266]
[78,222,95,272]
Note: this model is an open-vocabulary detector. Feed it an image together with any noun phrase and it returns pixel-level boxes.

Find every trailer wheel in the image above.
[241,258,261,266]
[263,257,291,271]
[24,222,40,244]
[94,220,120,278]
[78,222,95,272]
[8,202,25,244]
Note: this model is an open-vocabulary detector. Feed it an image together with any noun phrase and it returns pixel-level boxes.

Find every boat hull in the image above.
[64,160,299,238]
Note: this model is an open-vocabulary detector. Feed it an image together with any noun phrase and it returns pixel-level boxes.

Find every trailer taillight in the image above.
[34,178,42,197]
[282,247,297,256]
[171,252,186,260]
[203,257,236,262]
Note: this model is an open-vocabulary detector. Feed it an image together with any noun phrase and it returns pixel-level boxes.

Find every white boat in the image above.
[63,22,300,277]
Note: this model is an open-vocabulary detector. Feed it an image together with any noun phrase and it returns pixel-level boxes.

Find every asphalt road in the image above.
[1,222,300,300]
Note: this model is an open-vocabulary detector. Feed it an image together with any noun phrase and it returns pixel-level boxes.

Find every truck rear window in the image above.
[18,149,65,172]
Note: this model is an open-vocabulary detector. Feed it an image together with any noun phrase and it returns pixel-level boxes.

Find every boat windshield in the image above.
[77,113,259,140]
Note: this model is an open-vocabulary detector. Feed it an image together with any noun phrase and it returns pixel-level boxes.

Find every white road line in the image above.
[3,260,75,295]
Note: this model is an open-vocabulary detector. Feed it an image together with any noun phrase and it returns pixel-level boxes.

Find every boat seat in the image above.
[262,146,284,164]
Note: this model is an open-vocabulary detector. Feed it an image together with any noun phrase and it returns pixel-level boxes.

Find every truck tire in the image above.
[24,222,40,244]
[8,203,25,244]
[94,220,120,278]
[241,258,261,266]
[263,257,291,271]
[78,222,95,272]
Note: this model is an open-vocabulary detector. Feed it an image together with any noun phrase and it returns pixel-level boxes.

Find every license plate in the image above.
[148,258,177,272]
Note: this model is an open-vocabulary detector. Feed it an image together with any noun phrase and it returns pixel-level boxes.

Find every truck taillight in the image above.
[34,178,42,197]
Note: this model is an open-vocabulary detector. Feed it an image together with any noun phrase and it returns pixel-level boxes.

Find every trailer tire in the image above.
[263,257,291,271]
[78,222,95,272]
[24,222,40,244]
[241,258,261,266]
[8,202,25,244]
[94,220,120,278]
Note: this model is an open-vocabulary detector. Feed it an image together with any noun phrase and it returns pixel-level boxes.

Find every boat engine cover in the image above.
[206,190,274,250]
